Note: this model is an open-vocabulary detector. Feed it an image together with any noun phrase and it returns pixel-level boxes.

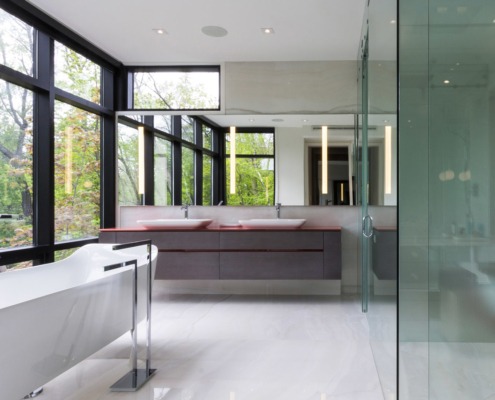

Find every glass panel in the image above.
[227,157,274,205]
[54,101,100,242]
[181,147,194,205]
[365,0,397,398]
[117,123,140,206]
[133,69,220,110]
[0,80,33,248]
[154,115,172,133]
[202,155,212,205]
[226,132,274,155]
[202,125,213,150]
[154,136,172,205]
[181,116,194,143]
[0,8,35,76]
[54,41,101,104]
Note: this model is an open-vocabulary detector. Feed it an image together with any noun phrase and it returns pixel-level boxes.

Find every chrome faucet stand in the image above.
[110,240,156,391]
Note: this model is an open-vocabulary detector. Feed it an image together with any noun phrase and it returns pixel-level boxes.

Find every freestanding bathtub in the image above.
[0,242,158,400]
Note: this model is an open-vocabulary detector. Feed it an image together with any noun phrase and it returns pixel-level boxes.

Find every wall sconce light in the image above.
[138,126,145,203]
[322,125,328,194]
[65,127,73,194]
[230,126,236,194]
[384,125,392,194]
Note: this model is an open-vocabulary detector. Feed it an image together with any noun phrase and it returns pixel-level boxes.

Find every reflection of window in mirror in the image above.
[225,128,275,205]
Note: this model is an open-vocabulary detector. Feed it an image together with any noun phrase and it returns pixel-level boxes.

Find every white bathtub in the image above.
[0,243,158,400]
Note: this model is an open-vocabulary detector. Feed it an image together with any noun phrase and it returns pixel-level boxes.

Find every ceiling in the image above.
[26,0,367,65]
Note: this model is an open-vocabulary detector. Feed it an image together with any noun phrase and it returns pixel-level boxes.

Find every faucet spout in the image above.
[181,204,189,219]
[275,203,282,219]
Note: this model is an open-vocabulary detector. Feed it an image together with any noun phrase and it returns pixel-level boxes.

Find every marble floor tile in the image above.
[34,283,385,400]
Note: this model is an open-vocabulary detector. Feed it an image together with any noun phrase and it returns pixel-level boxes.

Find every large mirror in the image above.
[116,112,396,207]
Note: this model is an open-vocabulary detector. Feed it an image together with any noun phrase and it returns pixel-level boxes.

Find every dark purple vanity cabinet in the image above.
[100,227,341,280]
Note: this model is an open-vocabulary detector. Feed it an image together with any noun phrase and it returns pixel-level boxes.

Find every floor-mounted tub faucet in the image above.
[275,203,282,219]
[181,204,189,219]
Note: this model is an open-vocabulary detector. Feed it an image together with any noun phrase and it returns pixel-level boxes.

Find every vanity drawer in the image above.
[220,231,323,250]
[114,231,219,250]
[219,252,323,279]
[155,252,219,279]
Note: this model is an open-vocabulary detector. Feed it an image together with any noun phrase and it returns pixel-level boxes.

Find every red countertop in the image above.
[101,226,342,232]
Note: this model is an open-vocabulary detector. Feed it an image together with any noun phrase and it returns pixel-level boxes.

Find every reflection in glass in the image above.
[181,116,194,143]
[117,123,139,206]
[54,41,101,104]
[182,147,194,205]
[203,125,213,150]
[227,158,274,206]
[0,8,35,77]
[54,101,100,242]
[0,80,33,248]
[154,136,172,205]
[203,155,212,205]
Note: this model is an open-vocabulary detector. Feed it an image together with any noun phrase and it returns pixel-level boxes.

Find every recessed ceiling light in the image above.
[302,119,309,123]
[444,79,450,84]
[201,26,228,37]
[248,118,255,122]
[390,20,396,24]
[262,28,275,34]
[153,28,167,35]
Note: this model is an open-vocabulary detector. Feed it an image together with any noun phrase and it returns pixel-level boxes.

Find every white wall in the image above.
[224,61,359,115]
[275,127,306,205]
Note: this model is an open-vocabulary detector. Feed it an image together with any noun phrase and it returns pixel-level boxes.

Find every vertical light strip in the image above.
[340,183,344,203]
[230,126,236,194]
[138,126,145,196]
[65,127,73,194]
[322,126,328,194]
[385,125,392,194]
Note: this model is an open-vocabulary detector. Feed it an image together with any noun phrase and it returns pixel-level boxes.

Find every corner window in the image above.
[54,101,100,242]
[0,8,35,77]
[54,41,102,104]
[132,67,220,110]
[0,80,34,248]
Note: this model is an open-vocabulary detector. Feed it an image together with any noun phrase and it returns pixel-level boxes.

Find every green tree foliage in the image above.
[0,24,101,257]
[226,133,275,205]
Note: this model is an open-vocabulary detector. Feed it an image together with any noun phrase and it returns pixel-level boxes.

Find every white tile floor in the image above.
[35,282,385,400]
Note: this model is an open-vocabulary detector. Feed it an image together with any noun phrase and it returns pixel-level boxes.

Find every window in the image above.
[181,116,195,143]
[154,136,172,205]
[0,80,34,248]
[203,155,213,205]
[132,67,220,110]
[54,101,100,242]
[226,130,275,205]
[182,147,195,204]
[0,8,35,77]
[55,41,102,104]
[117,123,140,206]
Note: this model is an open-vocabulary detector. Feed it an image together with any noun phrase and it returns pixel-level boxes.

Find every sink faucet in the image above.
[181,204,189,219]
[275,203,282,219]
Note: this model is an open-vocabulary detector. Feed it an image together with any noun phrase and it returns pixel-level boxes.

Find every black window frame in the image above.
[126,65,221,112]
[0,0,121,266]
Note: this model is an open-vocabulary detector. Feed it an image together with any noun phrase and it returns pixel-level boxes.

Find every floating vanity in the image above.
[100,225,342,281]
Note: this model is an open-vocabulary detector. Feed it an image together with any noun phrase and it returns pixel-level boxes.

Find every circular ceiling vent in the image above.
[201,26,228,37]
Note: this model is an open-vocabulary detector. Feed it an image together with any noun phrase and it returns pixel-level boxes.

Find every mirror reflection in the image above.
[117,113,396,207]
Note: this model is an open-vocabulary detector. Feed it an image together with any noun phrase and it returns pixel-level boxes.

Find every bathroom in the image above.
[2,0,495,399]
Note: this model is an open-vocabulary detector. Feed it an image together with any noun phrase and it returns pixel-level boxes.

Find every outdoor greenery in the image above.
[0,9,101,260]
[226,132,275,205]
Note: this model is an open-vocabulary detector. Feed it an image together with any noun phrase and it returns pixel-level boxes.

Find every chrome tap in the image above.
[181,204,189,219]
[275,203,282,219]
